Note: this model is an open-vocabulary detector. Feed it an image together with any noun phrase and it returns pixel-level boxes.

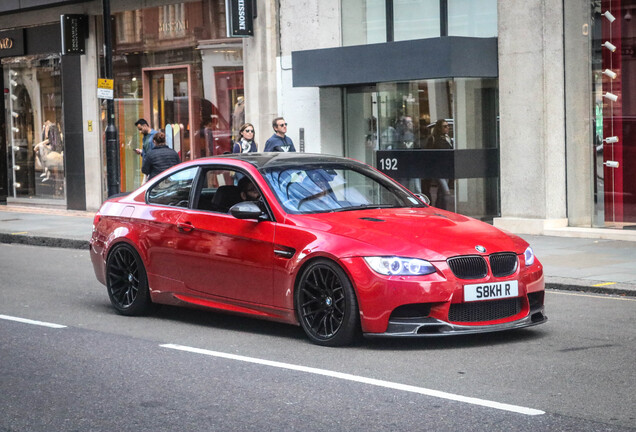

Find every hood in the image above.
[289,207,527,261]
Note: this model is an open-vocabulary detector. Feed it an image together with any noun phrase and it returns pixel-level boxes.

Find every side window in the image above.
[147,167,197,207]
[195,168,243,213]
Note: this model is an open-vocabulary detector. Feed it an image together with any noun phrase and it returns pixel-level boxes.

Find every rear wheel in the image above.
[106,243,153,316]
[295,259,360,346]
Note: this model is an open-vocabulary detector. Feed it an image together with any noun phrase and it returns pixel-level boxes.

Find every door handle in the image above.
[177,222,195,233]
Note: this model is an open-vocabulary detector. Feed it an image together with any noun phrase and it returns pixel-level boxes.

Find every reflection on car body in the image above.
[90,153,547,346]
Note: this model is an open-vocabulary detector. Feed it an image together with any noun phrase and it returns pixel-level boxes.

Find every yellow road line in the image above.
[592,282,616,287]
[549,291,636,302]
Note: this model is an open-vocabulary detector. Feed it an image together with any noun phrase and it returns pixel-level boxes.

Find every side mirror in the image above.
[229,201,269,221]
[414,193,431,205]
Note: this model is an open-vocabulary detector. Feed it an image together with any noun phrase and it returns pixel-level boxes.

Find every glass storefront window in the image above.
[393,0,440,41]
[448,0,497,37]
[110,0,244,192]
[342,0,387,46]
[591,0,636,226]
[345,78,499,221]
[3,55,65,202]
[342,0,497,45]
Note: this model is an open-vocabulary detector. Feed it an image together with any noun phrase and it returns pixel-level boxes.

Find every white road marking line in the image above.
[0,314,67,328]
[548,291,636,302]
[161,343,544,416]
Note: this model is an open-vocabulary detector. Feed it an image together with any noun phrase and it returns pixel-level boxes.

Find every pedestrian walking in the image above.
[233,123,258,153]
[264,117,296,152]
[142,131,181,180]
[134,118,157,159]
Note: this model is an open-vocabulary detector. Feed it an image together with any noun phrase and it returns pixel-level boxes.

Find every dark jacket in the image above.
[233,139,258,153]
[426,134,453,150]
[264,134,296,152]
[142,145,181,179]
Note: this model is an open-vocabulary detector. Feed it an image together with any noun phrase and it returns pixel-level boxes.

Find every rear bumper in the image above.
[365,305,547,338]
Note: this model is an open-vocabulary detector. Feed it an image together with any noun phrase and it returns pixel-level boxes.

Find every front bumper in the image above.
[365,305,547,338]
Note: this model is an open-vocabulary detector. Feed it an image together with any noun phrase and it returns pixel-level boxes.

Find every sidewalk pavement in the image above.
[1,204,635,297]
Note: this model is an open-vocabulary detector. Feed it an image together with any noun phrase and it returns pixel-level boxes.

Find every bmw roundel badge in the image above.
[475,245,486,253]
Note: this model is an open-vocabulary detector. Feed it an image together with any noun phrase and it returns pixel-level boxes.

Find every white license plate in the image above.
[464,280,519,302]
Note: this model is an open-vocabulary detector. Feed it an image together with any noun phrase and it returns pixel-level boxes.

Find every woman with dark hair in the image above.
[142,131,181,180]
[232,123,258,153]
[425,119,453,209]
[426,119,453,150]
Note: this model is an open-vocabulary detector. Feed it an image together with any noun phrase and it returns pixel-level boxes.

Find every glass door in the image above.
[143,66,192,161]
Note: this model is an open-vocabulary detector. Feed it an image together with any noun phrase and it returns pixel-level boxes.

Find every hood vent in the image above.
[359,217,385,222]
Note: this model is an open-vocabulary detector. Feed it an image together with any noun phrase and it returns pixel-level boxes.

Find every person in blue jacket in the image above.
[134,118,157,160]
[264,117,296,152]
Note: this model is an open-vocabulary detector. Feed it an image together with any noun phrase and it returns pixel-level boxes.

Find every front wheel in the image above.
[106,243,153,316]
[295,259,360,346]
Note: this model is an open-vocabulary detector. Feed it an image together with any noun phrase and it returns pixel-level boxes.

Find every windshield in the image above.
[262,163,425,214]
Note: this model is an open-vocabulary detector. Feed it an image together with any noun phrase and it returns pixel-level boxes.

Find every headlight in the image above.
[363,257,436,276]
[524,246,535,266]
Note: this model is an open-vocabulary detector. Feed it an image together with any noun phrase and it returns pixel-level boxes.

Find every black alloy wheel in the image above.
[296,259,360,346]
[106,243,153,316]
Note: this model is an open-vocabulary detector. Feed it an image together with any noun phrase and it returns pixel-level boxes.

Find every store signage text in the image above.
[225,0,254,37]
[0,38,14,49]
[237,0,246,30]
[159,20,189,33]
[61,14,87,55]
[0,29,24,58]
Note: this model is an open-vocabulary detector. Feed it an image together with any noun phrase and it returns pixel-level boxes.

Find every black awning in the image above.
[292,36,498,87]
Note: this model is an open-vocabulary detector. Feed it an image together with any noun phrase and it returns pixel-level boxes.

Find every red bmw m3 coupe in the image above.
[90,153,547,346]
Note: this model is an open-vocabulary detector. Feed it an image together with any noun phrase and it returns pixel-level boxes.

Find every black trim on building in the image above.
[440,0,448,37]
[0,0,89,15]
[61,54,86,210]
[0,72,6,204]
[385,0,394,43]
[292,37,498,87]
[26,23,63,54]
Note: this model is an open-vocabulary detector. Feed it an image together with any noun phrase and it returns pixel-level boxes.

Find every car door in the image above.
[174,167,275,305]
[141,166,199,293]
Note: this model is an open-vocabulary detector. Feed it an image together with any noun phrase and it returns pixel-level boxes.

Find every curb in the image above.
[0,233,89,250]
[545,281,636,298]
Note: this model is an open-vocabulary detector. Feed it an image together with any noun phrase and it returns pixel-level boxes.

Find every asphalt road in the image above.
[1,244,635,431]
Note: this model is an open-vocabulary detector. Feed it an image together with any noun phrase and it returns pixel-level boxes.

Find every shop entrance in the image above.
[143,66,194,160]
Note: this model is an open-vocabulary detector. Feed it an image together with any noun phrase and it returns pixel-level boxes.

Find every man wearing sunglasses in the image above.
[264,117,296,152]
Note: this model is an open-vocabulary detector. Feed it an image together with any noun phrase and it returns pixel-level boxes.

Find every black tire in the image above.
[295,259,360,346]
[106,243,153,316]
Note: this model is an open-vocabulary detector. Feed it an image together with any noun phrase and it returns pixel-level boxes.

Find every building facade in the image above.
[279,0,636,233]
[0,0,634,236]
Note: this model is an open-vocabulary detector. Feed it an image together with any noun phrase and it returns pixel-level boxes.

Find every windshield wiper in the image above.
[331,204,397,213]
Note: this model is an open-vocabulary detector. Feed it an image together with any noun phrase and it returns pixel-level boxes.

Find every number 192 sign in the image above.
[376,149,455,179]
[379,157,398,171]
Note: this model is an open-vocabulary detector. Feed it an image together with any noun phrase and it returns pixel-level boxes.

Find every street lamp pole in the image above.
[103,0,120,196]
